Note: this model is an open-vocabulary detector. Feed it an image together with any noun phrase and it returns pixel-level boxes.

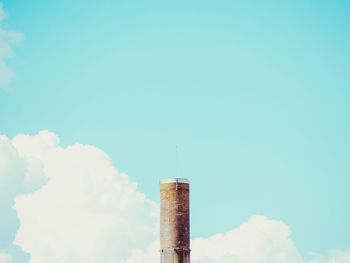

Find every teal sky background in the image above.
[1,0,350,259]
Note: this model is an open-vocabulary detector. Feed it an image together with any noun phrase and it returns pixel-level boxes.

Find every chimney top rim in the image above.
[160,178,189,184]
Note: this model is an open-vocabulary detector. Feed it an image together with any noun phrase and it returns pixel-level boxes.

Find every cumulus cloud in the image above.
[121,217,350,263]
[191,216,305,263]
[121,241,159,263]
[122,216,305,263]
[0,130,349,263]
[309,249,350,263]
[0,132,54,262]
[12,132,158,263]
[0,251,12,263]
[0,2,22,87]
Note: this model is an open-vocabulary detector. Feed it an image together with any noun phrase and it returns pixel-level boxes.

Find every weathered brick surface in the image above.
[160,180,190,263]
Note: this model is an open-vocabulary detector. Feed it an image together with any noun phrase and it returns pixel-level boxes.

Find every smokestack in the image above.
[160,178,190,263]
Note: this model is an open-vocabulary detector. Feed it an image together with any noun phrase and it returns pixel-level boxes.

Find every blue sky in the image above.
[1,0,350,261]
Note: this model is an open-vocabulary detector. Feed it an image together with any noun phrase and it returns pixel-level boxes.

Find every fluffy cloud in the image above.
[121,217,350,263]
[0,2,22,87]
[309,249,350,263]
[0,130,349,263]
[0,133,48,262]
[12,132,158,263]
[121,241,159,263]
[191,216,305,263]
[122,216,305,263]
[0,252,12,263]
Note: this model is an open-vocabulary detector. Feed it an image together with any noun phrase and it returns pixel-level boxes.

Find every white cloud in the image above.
[121,241,159,263]
[0,130,349,263]
[191,216,305,263]
[13,132,158,263]
[121,217,350,263]
[0,132,53,262]
[309,249,350,263]
[0,131,52,196]
[0,135,26,197]
[0,252,12,263]
[121,216,305,263]
[0,3,22,88]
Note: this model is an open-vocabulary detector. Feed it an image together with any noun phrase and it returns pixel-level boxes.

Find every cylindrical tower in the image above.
[160,178,190,263]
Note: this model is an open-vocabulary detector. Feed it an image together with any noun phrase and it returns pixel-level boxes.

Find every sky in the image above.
[0,1,350,263]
